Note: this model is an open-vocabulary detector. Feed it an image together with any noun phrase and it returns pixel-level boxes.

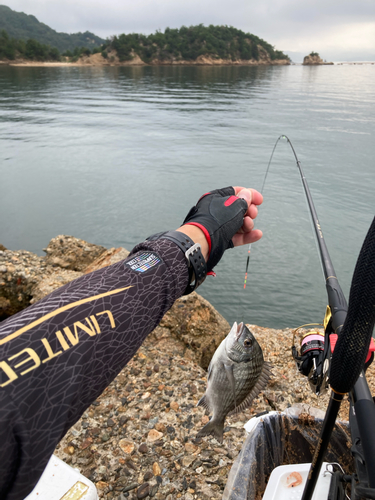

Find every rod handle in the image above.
[330,217,375,394]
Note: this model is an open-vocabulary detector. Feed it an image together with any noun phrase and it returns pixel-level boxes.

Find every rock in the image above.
[0,237,129,319]
[147,429,163,442]
[30,268,82,303]
[123,483,138,492]
[44,235,106,271]
[119,439,135,454]
[0,296,12,319]
[303,53,333,65]
[138,443,148,454]
[137,482,150,499]
[151,292,230,369]
[95,481,109,490]
[0,249,50,316]
[0,244,7,251]
[184,442,197,454]
[84,247,130,273]
[152,462,162,475]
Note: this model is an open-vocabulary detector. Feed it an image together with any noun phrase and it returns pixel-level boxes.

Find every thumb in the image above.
[236,188,252,208]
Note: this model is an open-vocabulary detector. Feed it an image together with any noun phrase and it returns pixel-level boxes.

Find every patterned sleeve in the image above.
[0,239,189,500]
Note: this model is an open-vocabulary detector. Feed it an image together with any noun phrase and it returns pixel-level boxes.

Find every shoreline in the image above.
[3,60,374,68]
[0,52,290,67]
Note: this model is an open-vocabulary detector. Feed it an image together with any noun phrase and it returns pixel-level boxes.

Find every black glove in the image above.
[183,187,248,272]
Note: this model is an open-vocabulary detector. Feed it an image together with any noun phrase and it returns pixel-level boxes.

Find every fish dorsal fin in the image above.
[235,322,243,341]
[230,321,238,336]
[228,361,273,416]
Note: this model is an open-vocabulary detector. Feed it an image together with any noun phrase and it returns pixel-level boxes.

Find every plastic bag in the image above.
[223,405,352,500]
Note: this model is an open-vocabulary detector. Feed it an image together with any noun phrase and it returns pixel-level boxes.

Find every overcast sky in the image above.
[3,0,375,62]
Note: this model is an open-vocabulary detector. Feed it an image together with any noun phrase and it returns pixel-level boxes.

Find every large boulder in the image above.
[43,235,106,271]
[0,237,120,318]
[151,292,230,370]
[0,249,51,318]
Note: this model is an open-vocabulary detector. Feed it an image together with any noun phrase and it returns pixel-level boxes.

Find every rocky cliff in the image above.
[75,47,290,67]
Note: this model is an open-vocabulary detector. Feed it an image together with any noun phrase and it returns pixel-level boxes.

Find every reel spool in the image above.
[292,324,329,396]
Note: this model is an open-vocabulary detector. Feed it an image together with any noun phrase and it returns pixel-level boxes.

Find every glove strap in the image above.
[146,231,207,295]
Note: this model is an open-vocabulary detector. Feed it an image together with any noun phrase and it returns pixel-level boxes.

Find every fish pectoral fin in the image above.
[224,363,237,408]
[197,394,210,411]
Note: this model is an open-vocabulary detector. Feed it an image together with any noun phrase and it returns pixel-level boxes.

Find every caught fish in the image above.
[197,322,272,443]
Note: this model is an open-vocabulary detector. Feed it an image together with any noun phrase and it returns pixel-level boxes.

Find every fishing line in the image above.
[242,134,329,296]
[243,135,284,290]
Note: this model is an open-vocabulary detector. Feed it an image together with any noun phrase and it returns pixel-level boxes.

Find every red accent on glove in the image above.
[198,192,211,202]
[224,195,238,207]
[184,222,212,255]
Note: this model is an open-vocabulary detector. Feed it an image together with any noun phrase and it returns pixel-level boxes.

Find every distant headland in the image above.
[0,6,290,66]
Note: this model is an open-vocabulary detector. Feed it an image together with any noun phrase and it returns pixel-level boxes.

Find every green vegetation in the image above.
[108,25,289,63]
[0,29,60,61]
[0,4,105,52]
[0,8,289,65]
[309,51,320,57]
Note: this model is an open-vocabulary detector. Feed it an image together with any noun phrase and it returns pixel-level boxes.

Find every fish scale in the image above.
[197,321,272,443]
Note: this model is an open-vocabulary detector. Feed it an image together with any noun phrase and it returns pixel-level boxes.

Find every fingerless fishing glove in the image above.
[183,187,248,272]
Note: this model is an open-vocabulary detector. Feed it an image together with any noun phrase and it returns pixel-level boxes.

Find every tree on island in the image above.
[105,25,290,63]
[0,29,61,61]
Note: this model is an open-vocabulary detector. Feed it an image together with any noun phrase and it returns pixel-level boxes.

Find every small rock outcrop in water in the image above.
[303,52,333,65]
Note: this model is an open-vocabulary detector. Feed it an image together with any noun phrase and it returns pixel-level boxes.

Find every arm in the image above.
[0,186,262,500]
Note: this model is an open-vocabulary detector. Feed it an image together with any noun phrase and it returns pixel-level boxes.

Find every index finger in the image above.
[233,187,263,207]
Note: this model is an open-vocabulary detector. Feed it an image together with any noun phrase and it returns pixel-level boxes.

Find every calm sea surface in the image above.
[0,64,374,328]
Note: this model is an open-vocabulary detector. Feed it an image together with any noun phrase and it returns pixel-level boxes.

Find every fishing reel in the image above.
[292,320,330,396]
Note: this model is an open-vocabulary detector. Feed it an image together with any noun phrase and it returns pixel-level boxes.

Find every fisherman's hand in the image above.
[177,186,263,272]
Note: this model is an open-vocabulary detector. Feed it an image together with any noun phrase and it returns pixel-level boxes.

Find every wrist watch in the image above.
[146,230,207,295]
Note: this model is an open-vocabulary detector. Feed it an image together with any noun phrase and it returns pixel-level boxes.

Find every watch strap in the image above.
[146,231,207,295]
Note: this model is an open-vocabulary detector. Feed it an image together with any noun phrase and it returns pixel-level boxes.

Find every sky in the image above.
[3,0,375,62]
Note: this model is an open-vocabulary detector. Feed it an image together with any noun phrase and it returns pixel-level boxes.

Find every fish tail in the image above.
[196,418,225,443]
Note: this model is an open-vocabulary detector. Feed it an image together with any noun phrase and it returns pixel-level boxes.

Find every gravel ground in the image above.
[54,322,375,500]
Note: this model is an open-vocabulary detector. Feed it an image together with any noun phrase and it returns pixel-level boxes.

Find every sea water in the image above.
[0,64,374,328]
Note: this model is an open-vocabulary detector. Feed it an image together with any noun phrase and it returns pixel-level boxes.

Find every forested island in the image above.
[0,5,290,66]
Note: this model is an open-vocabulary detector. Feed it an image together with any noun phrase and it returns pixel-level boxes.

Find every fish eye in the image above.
[244,338,253,347]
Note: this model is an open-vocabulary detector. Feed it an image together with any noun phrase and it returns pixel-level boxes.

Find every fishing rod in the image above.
[249,136,375,500]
